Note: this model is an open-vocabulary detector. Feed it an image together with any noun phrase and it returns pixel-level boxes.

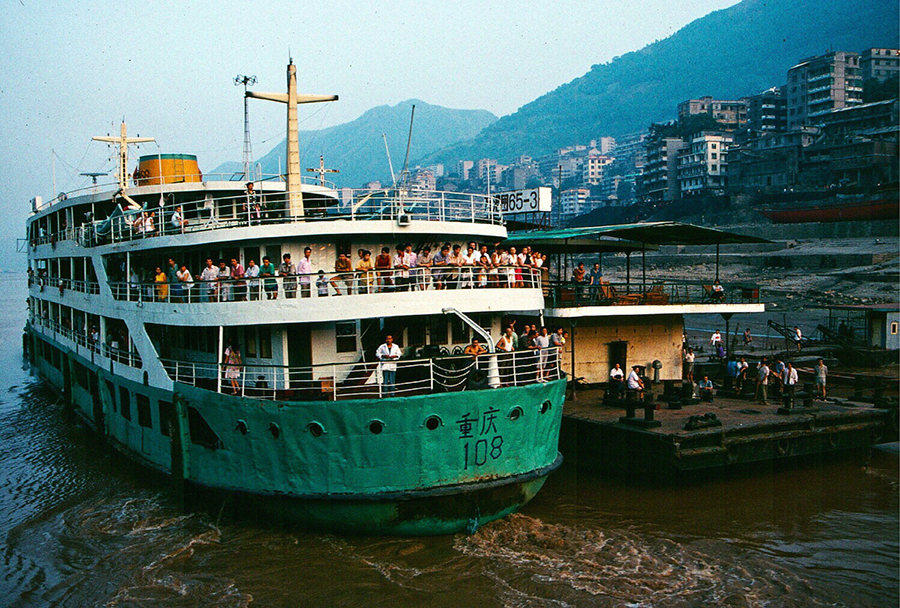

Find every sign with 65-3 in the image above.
[494,187,551,215]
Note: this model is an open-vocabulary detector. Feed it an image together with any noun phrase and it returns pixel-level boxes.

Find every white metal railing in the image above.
[161,347,561,401]
[29,276,100,295]
[29,315,142,367]
[28,186,503,248]
[109,266,542,303]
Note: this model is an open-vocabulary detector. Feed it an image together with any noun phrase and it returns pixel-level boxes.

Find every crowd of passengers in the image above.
[121,242,552,302]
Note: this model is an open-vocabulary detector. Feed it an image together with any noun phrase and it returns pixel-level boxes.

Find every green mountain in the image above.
[427,0,899,165]
[215,100,496,187]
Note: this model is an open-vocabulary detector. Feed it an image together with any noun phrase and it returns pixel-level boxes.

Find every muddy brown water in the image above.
[2,277,897,606]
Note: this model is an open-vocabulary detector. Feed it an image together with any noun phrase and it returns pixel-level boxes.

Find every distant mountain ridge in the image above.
[215,100,496,188]
[425,0,900,166]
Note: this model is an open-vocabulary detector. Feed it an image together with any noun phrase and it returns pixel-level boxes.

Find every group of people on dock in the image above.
[123,241,551,303]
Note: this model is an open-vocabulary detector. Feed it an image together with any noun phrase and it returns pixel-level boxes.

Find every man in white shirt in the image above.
[199,258,219,302]
[793,326,803,352]
[609,363,624,400]
[815,358,828,400]
[461,245,477,289]
[403,244,417,291]
[626,365,645,401]
[756,360,770,404]
[533,327,551,380]
[297,247,313,298]
[376,335,402,397]
[710,330,722,348]
[783,362,799,404]
[393,246,410,291]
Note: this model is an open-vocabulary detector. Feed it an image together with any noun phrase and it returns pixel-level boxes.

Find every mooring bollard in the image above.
[643,402,656,422]
[625,401,637,418]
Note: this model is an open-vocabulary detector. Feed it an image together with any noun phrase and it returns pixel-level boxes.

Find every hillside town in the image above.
[384,47,898,227]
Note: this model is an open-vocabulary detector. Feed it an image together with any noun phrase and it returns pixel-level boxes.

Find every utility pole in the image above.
[234,74,257,181]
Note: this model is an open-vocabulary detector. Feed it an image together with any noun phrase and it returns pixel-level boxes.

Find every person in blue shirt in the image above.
[698,376,715,402]
[726,358,740,391]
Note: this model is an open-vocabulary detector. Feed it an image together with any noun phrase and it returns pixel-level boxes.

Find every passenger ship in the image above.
[24,61,565,535]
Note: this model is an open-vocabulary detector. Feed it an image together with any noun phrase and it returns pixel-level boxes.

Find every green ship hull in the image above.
[28,327,566,535]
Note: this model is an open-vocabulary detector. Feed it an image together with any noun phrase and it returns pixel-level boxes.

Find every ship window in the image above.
[336,322,358,353]
[119,387,131,420]
[407,318,426,348]
[891,322,898,335]
[75,362,90,391]
[265,245,281,266]
[105,380,117,413]
[158,400,174,437]
[245,328,258,358]
[451,316,469,344]
[259,328,272,359]
[136,394,152,428]
[429,317,448,345]
[187,406,222,449]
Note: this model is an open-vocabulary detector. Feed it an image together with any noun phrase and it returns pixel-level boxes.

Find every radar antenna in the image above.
[306,155,339,187]
[234,74,257,181]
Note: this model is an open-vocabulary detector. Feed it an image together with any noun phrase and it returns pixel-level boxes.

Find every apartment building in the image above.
[641,137,685,202]
[744,87,788,134]
[861,48,900,82]
[787,51,863,129]
[677,96,748,131]
[677,132,733,196]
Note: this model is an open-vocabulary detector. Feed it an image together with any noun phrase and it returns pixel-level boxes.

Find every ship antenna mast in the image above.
[382,133,396,186]
[245,58,338,218]
[234,74,257,181]
[92,121,155,190]
[306,154,339,187]
[399,104,416,186]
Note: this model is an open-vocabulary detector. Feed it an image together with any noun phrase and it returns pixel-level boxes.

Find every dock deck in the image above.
[560,388,898,478]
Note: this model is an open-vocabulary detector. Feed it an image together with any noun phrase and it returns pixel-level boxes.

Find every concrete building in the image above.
[641,137,685,202]
[860,48,900,82]
[560,188,591,221]
[608,132,648,178]
[744,87,788,134]
[596,136,616,154]
[424,164,444,179]
[582,154,614,185]
[456,160,474,181]
[411,168,436,192]
[728,128,816,193]
[678,96,748,131]
[787,51,863,129]
[820,99,900,139]
[677,132,733,196]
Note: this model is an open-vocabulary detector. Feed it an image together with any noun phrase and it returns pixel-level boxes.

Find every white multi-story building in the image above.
[677,132,733,195]
[582,154,614,186]
[456,160,474,181]
[787,51,863,129]
[560,187,591,221]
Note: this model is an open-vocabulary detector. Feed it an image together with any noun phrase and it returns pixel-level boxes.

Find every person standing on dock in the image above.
[815,358,828,400]
[609,363,625,400]
[793,326,803,352]
[755,360,770,405]
[710,330,722,349]
[376,335,402,397]
[743,328,753,350]
[783,362,799,406]
[683,348,695,384]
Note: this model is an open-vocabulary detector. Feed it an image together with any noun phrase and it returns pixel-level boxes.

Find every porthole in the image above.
[269,422,281,439]
[236,419,249,435]
[424,415,442,431]
[540,400,552,414]
[508,406,523,421]
[369,420,384,435]
[307,421,324,437]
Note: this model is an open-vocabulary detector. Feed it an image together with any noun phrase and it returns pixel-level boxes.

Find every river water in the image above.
[2,276,897,606]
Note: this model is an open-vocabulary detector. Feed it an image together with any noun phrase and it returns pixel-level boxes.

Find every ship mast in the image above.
[306,155,339,187]
[92,122,155,190]
[246,59,338,218]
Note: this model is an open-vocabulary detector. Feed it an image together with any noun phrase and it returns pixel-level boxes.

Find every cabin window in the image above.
[119,387,131,420]
[245,328,258,358]
[105,380,118,413]
[158,400,174,437]
[451,316,469,344]
[407,318,426,348]
[259,328,272,359]
[136,394,152,428]
[335,322,358,353]
[429,317,448,345]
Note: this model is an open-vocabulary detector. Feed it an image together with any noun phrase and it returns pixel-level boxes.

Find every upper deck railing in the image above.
[108,266,541,304]
[545,280,761,308]
[28,183,503,248]
[31,172,329,213]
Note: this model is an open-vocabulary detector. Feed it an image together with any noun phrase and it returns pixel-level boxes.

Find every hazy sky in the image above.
[0,0,739,265]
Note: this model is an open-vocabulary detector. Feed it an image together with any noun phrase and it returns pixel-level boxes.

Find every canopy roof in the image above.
[504,221,771,251]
